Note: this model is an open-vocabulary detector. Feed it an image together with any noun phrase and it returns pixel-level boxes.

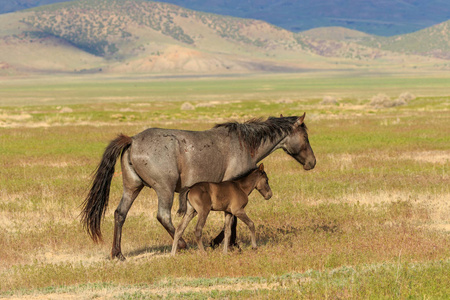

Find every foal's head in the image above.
[253,163,272,200]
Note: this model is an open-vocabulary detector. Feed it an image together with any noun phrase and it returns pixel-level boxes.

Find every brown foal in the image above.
[171,163,272,255]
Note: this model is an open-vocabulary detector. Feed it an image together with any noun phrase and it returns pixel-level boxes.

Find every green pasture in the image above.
[0,73,449,298]
[2,72,450,106]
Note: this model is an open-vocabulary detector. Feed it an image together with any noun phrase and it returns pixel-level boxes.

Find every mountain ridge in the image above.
[1,0,449,36]
[0,0,449,75]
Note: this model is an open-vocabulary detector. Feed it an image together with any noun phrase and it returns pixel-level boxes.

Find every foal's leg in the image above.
[211,215,238,248]
[194,208,210,254]
[171,203,197,256]
[234,209,257,250]
[223,212,233,254]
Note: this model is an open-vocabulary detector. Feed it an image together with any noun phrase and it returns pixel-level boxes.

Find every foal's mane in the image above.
[214,116,306,154]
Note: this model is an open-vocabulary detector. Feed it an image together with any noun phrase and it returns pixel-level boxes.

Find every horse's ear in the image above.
[258,163,264,171]
[295,112,306,127]
[280,114,284,118]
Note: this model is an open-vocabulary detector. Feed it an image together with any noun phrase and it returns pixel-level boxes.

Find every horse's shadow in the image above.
[246,223,342,247]
[106,245,172,261]
[119,242,217,259]
[107,223,342,260]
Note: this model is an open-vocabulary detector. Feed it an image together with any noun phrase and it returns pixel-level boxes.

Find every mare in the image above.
[171,163,272,255]
[81,113,315,260]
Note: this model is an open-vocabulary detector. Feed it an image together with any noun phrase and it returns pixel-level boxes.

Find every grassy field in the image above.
[0,73,449,299]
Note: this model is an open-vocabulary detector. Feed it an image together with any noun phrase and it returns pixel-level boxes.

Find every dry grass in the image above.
[0,76,449,298]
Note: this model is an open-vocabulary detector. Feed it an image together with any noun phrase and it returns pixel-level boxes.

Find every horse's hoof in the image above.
[112,252,126,261]
[230,243,241,252]
[178,240,187,249]
[209,241,220,249]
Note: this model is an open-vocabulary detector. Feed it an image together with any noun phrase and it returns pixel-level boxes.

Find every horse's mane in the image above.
[214,116,306,154]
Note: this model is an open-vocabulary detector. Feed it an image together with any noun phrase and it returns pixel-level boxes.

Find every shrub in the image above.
[321,96,339,105]
[369,93,409,108]
[181,102,195,110]
[398,92,416,102]
[369,93,391,107]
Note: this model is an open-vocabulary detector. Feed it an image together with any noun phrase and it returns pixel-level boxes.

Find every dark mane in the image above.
[214,116,305,154]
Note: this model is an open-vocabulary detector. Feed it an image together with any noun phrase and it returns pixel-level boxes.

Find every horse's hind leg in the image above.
[155,186,188,249]
[171,203,197,256]
[223,212,233,254]
[112,152,144,261]
[112,185,143,260]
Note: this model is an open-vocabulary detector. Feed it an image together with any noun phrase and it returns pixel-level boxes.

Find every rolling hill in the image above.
[361,20,450,60]
[0,0,449,75]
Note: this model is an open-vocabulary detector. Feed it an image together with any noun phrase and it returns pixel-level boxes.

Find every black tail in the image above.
[177,188,189,217]
[81,134,132,243]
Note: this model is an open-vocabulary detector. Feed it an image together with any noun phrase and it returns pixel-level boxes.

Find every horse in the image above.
[81,113,315,260]
[171,163,272,255]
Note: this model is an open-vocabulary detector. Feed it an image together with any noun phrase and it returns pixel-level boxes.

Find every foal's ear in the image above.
[294,112,306,127]
[258,163,264,171]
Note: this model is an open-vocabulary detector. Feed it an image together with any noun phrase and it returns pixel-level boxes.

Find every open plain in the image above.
[0,72,449,299]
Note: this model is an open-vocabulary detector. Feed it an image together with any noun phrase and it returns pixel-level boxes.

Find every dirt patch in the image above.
[310,191,450,232]
[0,113,32,121]
[4,278,296,300]
[400,151,450,164]
[327,151,450,168]
[37,251,106,266]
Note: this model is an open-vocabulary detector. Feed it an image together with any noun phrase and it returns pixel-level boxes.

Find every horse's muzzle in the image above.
[303,158,316,170]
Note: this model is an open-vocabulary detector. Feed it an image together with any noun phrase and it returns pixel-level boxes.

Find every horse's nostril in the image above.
[303,158,316,170]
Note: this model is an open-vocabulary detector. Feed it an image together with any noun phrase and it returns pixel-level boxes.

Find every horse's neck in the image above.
[252,132,287,163]
[237,173,258,195]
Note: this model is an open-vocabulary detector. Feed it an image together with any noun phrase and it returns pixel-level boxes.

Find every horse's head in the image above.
[254,164,272,200]
[281,113,316,170]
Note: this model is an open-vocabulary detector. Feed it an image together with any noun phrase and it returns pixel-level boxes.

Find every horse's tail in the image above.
[177,188,190,217]
[81,134,132,243]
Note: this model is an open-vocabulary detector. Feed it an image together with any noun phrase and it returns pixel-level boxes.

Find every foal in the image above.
[171,164,272,255]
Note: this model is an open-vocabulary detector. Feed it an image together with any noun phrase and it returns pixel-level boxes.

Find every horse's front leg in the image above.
[156,188,187,249]
[112,185,143,260]
[211,215,238,248]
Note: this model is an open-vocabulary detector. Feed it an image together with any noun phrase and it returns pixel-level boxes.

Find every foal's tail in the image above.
[177,188,189,217]
[81,134,132,243]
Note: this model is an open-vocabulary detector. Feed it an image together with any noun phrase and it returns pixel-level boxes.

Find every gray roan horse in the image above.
[81,113,316,260]
[172,163,272,256]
